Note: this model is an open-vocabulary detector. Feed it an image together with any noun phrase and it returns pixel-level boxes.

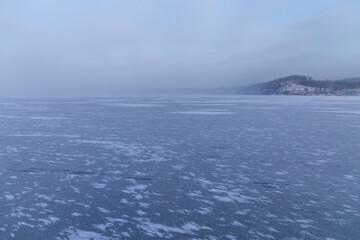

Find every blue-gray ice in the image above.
[0,96,359,239]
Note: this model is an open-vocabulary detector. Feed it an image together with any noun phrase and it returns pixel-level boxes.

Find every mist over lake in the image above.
[2,1,360,239]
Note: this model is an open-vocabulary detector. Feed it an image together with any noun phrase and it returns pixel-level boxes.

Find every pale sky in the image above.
[1,0,360,95]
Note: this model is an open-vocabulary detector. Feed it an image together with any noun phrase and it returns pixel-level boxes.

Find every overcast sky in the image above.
[1,0,360,95]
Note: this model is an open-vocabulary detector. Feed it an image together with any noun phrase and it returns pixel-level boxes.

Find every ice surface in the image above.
[0,96,359,239]
[173,110,234,115]
[105,103,163,107]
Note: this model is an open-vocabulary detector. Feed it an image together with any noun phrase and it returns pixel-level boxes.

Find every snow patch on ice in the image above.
[64,229,112,240]
[137,220,212,238]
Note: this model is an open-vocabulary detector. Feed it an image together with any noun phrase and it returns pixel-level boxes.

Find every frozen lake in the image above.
[0,95,359,239]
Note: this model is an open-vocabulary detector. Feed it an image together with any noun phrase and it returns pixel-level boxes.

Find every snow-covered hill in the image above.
[241,75,360,95]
